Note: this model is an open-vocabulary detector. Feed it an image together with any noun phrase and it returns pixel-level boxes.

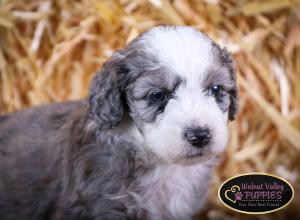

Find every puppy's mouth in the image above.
[186,150,204,158]
[184,146,210,159]
[174,147,212,165]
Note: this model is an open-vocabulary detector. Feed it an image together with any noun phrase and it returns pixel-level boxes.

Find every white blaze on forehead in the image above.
[142,26,215,80]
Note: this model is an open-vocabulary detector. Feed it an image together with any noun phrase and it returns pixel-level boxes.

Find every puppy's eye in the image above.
[210,85,223,97]
[149,91,167,103]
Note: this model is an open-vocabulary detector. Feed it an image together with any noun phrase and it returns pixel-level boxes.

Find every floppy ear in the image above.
[88,53,128,129]
[221,48,239,121]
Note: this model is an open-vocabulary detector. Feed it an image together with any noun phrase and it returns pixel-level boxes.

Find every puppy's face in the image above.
[89,26,238,164]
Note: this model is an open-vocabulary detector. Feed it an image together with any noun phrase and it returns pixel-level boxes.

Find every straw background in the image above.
[0,0,300,219]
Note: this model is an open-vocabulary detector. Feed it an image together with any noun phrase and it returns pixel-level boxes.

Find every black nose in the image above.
[184,127,210,148]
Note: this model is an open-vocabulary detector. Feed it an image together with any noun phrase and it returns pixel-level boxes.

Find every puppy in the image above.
[0,26,238,220]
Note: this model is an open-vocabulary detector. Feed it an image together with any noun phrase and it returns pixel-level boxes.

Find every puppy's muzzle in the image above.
[184,127,210,148]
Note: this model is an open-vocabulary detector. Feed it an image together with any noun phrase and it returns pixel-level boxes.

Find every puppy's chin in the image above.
[175,156,211,166]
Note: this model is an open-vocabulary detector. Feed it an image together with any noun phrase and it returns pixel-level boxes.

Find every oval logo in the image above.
[218,173,294,214]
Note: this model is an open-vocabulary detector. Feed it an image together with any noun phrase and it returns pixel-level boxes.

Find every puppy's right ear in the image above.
[88,53,128,129]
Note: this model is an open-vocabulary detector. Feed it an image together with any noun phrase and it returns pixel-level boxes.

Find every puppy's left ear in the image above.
[88,53,128,129]
[221,48,239,121]
[228,86,238,121]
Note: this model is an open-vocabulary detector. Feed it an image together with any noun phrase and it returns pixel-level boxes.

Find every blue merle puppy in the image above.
[0,25,238,220]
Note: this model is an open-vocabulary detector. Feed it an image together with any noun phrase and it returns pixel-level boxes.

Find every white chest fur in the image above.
[139,162,213,220]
